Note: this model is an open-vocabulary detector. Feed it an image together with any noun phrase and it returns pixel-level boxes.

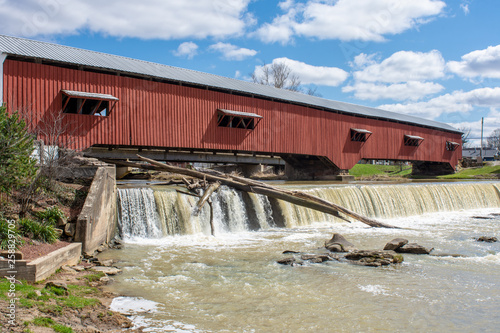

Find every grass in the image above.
[82,272,105,283]
[350,162,500,180]
[59,295,99,308]
[29,316,73,333]
[0,278,100,331]
[349,164,412,178]
[32,316,55,327]
[438,164,500,179]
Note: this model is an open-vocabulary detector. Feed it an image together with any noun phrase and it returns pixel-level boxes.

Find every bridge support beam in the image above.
[412,161,455,176]
[282,155,352,181]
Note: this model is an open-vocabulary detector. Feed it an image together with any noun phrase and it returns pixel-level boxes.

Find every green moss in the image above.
[393,254,404,263]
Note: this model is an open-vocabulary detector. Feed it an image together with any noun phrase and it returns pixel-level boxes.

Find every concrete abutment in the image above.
[75,166,118,255]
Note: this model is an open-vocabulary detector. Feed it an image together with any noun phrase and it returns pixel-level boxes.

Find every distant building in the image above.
[462,147,498,161]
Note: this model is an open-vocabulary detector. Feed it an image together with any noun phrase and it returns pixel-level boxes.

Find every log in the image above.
[134,155,398,229]
[208,200,215,236]
[193,182,220,216]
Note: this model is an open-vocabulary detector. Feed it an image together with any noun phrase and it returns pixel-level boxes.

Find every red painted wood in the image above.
[2,59,462,170]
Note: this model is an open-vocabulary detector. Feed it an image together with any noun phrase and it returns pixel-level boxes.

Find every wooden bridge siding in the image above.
[3,60,461,170]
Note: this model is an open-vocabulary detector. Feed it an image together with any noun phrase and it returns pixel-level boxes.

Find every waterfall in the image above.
[117,188,163,238]
[117,182,500,238]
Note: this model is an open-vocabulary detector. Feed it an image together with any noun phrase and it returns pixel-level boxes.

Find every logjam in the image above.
[106,156,398,229]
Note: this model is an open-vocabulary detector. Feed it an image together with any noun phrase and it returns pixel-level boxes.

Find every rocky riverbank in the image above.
[0,259,138,333]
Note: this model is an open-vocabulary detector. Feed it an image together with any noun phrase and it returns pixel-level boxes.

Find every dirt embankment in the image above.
[0,263,140,333]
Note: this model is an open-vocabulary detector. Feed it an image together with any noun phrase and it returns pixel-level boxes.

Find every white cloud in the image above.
[379,87,500,119]
[351,53,378,69]
[256,0,446,43]
[345,50,445,102]
[278,0,295,11]
[0,0,251,39]
[254,57,348,87]
[354,50,446,83]
[208,42,257,61]
[447,45,500,79]
[173,42,198,59]
[460,4,470,15]
[460,1,471,15]
[342,81,444,101]
[254,9,297,44]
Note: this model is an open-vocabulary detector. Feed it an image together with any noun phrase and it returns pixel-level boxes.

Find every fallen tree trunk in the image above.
[106,156,398,228]
[193,182,220,216]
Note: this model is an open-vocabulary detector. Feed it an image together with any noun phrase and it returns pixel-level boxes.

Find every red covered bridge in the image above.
[0,35,461,179]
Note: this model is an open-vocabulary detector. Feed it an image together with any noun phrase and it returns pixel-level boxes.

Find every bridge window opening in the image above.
[61,90,118,116]
[404,134,424,147]
[350,128,372,142]
[446,141,460,151]
[217,109,262,130]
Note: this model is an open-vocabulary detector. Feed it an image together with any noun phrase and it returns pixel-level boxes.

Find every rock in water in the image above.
[396,243,433,254]
[300,254,332,263]
[325,233,357,252]
[277,257,303,266]
[475,236,498,243]
[383,238,409,251]
[345,250,404,267]
[91,266,122,275]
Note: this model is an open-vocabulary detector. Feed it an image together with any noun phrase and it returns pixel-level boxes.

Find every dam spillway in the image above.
[117,182,500,239]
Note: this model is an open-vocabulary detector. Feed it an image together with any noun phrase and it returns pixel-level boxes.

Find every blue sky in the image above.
[1,0,499,145]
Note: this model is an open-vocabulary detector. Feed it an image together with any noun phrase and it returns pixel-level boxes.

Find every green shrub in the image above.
[19,218,58,243]
[0,218,23,250]
[35,207,65,226]
[0,105,38,194]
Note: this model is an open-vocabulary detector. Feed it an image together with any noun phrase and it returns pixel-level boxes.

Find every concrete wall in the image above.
[75,166,117,254]
[0,243,81,282]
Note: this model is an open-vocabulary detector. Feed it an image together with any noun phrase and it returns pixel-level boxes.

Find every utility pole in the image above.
[480,117,484,159]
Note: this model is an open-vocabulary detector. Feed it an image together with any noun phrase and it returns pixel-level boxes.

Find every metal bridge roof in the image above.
[0,34,459,133]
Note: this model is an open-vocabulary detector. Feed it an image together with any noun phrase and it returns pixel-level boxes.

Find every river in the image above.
[101,181,500,332]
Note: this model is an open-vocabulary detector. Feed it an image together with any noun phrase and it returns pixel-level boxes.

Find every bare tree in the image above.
[14,107,80,213]
[251,61,318,95]
[486,128,500,150]
[458,126,471,148]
